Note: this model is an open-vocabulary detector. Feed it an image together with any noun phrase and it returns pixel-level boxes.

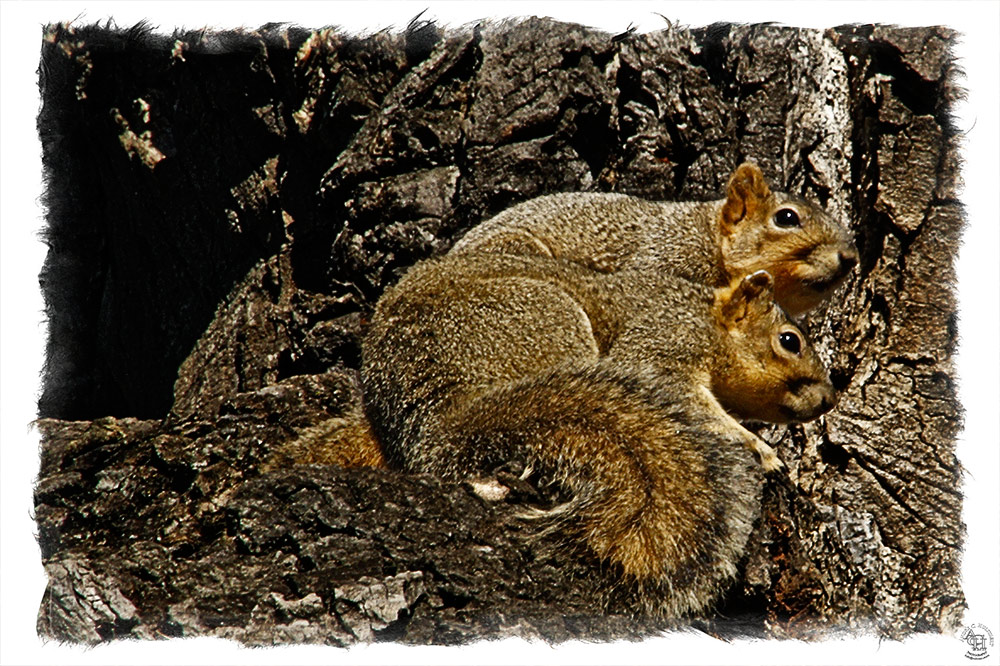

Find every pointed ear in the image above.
[719,270,775,323]
[720,162,772,235]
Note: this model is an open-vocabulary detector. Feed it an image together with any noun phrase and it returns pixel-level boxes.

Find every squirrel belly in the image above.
[360,249,835,616]
[451,162,858,318]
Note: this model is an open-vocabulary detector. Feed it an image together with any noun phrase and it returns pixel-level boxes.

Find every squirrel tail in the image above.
[424,363,761,617]
[263,411,387,471]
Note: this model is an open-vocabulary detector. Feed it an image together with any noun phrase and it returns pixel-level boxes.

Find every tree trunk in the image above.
[34,18,964,645]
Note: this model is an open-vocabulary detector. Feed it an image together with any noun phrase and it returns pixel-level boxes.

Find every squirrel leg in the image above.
[695,384,785,472]
[263,411,387,471]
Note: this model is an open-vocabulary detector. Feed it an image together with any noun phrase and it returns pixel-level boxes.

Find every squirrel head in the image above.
[719,162,859,317]
[712,271,836,423]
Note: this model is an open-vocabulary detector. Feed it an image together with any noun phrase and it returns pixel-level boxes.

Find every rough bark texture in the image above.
[34,18,964,645]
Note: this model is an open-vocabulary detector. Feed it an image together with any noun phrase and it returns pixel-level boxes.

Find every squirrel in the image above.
[270,163,854,615]
[273,162,854,471]
[360,251,835,616]
[450,162,858,317]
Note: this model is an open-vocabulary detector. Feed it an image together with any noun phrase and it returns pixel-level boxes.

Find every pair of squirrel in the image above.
[276,162,858,618]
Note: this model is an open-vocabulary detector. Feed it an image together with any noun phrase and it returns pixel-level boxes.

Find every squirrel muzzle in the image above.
[777,375,837,423]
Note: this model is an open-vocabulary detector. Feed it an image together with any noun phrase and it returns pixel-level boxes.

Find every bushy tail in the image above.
[422,363,761,617]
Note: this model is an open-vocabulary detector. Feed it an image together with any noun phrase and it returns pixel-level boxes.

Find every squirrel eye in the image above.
[778,331,802,354]
[774,208,800,228]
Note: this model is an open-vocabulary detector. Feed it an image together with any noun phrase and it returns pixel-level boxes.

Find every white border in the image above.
[2,3,997,665]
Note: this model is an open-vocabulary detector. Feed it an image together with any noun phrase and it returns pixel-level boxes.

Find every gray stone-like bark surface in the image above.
[35,19,963,644]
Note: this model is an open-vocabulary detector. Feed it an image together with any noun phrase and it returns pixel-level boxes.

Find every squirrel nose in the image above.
[831,250,858,281]
[806,388,836,420]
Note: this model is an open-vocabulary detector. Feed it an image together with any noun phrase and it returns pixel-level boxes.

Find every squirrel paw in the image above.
[755,443,785,473]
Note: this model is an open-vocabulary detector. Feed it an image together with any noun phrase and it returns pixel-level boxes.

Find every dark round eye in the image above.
[774,208,800,228]
[778,331,802,354]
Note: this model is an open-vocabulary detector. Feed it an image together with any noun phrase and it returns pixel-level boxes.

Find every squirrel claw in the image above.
[751,440,785,473]
[758,449,785,473]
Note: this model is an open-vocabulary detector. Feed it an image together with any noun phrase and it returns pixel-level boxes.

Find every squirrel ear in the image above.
[720,270,775,322]
[720,162,772,235]
[739,270,775,302]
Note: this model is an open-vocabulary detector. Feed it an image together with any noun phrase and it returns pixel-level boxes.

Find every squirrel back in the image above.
[360,251,834,615]
[451,162,858,317]
[363,253,833,469]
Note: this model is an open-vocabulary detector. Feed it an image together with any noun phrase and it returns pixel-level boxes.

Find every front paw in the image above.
[755,443,785,473]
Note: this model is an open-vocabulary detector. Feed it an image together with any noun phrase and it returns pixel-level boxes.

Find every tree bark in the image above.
[34,18,964,644]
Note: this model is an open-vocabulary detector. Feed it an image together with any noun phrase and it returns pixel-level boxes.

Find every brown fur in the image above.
[452,162,857,317]
[282,163,853,616]
[264,411,387,471]
[285,163,853,474]
[361,250,835,616]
